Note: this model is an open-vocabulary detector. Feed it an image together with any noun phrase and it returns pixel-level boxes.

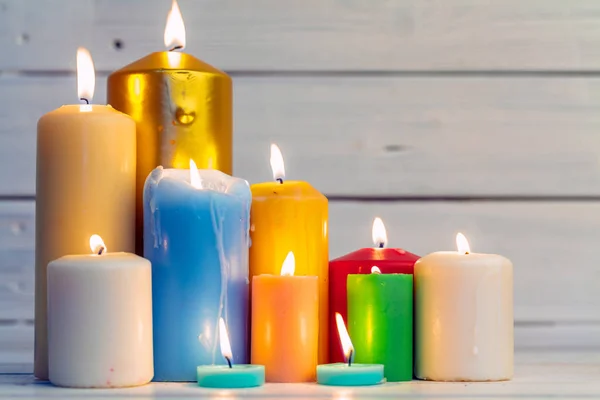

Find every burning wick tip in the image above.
[97,246,106,256]
[80,98,89,105]
[169,45,183,52]
[276,178,283,184]
[378,243,384,249]
[225,356,232,369]
[348,349,353,367]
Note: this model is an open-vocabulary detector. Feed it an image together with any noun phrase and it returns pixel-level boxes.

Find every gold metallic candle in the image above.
[107,0,232,254]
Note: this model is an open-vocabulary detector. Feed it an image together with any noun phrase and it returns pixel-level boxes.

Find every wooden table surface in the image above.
[1,351,598,399]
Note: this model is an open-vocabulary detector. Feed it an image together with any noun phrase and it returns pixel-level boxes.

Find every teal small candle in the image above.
[317,313,384,386]
[197,365,265,388]
[197,318,265,388]
[317,363,384,386]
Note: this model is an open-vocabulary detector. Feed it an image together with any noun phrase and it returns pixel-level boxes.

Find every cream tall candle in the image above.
[34,48,136,379]
[415,233,513,382]
[48,235,153,388]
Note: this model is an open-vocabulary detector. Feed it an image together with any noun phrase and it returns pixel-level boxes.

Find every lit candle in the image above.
[328,218,419,362]
[47,235,152,388]
[347,266,413,382]
[415,233,513,381]
[108,0,233,254]
[196,318,265,388]
[144,161,251,381]
[35,48,136,379]
[317,313,384,386]
[251,252,319,382]
[250,144,329,364]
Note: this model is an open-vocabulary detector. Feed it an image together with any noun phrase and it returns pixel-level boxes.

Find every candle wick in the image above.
[225,356,232,369]
[348,349,353,367]
[378,243,384,249]
[276,178,283,184]
[80,98,89,105]
[169,45,183,52]
[97,246,105,256]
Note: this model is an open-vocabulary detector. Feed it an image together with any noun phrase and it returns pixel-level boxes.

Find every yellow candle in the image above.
[250,144,329,363]
[34,48,136,380]
[107,0,232,254]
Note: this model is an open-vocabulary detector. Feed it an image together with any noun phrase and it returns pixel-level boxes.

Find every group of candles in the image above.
[33,0,514,389]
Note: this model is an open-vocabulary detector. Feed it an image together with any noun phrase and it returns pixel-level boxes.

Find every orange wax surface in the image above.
[250,181,328,363]
[251,275,318,382]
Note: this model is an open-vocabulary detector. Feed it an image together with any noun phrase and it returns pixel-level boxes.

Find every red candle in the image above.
[328,218,420,363]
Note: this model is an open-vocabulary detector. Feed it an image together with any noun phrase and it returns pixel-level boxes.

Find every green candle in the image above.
[347,269,413,382]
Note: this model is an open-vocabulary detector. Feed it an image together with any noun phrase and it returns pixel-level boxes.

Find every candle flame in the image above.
[76,47,95,104]
[280,251,295,276]
[164,0,186,50]
[218,317,233,362]
[89,234,106,255]
[189,159,203,189]
[335,313,354,363]
[456,232,470,254]
[371,266,381,274]
[372,217,387,248]
[270,144,285,182]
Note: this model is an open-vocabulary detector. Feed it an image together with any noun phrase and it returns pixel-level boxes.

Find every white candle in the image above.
[47,235,153,388]
[415,233,513,382]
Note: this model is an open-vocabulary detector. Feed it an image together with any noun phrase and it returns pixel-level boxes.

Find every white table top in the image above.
[1,351,598,399]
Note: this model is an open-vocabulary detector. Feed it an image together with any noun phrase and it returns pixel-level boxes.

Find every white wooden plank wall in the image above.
[1,0,600,366]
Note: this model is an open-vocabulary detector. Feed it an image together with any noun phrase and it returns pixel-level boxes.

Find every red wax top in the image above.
[330,248,419,272]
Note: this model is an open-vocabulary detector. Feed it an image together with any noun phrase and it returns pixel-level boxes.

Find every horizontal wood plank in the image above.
[0,202,34,323]
[4,323,598,366]
[1,200,599,348]
[330,202,600,323]
[3,0,600,71]
[4,75,600,196]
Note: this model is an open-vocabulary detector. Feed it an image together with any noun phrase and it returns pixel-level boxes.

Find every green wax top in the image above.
[347,273,413,382]
[316,363,384,386]
[196,365,265,388]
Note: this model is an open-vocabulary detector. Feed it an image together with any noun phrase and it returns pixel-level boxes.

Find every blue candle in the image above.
[197,318,265,388]
[144,162,251,381]
[317,313,384,386]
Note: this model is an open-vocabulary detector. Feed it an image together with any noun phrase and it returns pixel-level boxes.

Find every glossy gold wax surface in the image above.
[107,52,232,254]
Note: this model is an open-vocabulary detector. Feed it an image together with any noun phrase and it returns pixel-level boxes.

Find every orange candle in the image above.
[250,144,328,363]
[251,252,318,382]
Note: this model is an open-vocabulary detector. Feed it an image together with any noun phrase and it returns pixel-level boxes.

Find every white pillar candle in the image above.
[415,233,513,382]
[47,235,153,388]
